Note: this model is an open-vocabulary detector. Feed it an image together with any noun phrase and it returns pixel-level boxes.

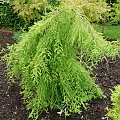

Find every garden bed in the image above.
[0,29,120,120]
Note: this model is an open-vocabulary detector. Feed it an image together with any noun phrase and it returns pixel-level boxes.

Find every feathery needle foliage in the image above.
[108,85,120,120]
[4,6,119,120]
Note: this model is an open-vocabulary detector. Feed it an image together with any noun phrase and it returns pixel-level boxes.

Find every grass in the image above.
[94,24,120,39]
[12,31,25,42]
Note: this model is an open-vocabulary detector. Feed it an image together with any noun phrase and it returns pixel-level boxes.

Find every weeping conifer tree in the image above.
[5,5,119,120]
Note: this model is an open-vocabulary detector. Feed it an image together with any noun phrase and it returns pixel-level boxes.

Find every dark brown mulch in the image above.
[0,29,29,120]
[0,28,120,120]
[0,29,15,48]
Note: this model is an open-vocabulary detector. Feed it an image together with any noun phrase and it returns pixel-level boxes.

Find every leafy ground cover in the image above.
[0,28,120,120]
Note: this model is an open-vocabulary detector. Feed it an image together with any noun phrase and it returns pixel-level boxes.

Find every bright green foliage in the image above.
[61,0,109,22]
[5,6,119,120]
[80,0,109,22]
[9,0,60,27]
[10,0,48,22]
[108,0,120,23]
[108,85,120,120]
[113,0,120,23]
[10,0,109,23]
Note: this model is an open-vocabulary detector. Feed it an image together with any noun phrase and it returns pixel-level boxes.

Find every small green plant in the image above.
[4,5,119,120]
[108,85,120,120]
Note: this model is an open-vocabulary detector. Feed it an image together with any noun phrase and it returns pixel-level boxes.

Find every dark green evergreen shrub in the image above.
[4,5,119,120]
[0,2,25,29]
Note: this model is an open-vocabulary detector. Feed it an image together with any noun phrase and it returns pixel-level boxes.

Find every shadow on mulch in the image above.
[0,28,120,120]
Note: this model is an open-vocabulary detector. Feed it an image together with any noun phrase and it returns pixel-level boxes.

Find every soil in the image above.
[0,28,120,120]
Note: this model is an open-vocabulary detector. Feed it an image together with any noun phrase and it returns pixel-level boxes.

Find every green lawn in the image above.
[94,24,120,39]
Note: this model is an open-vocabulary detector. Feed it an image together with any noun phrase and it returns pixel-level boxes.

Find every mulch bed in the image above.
[0,28,120,120]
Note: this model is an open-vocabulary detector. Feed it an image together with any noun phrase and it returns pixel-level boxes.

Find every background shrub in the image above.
[10,0,48,23]
[47,0,60,6]
[111,0,120,23]
[0,2,25,30]
[9,0,110,24]
[106,0,120,24]
[61,0,109,23]
[10,0,61,24]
